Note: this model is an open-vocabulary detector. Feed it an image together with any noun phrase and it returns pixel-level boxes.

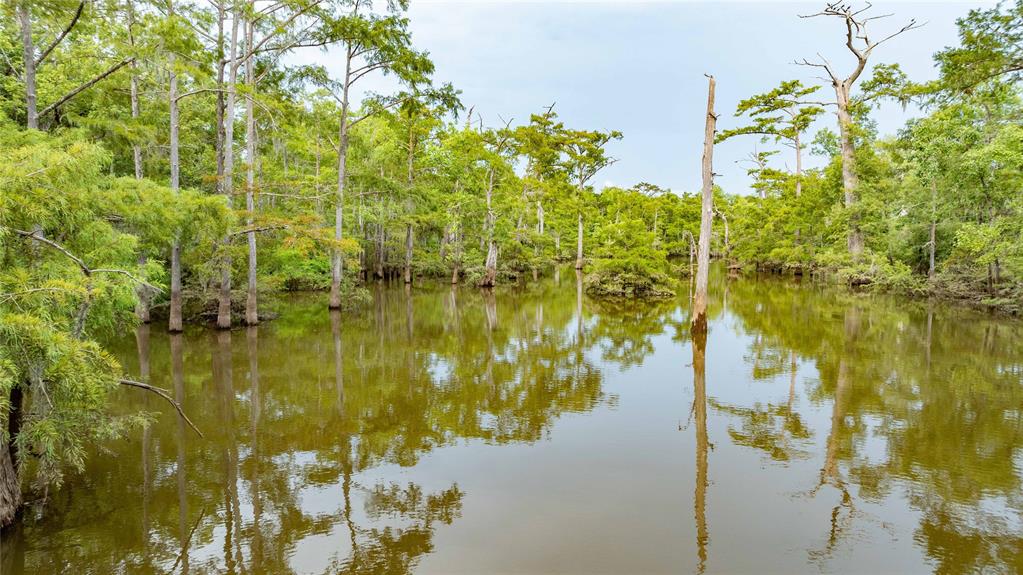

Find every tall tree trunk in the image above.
[128,0,143,179]
[535,201,544,278]
[130,0,147,323]
[451,230,460,284]
[793,130,802,245]
[243,16,258,326]
[168,0,183,333]
[403,224,413,284]
[217,9,241,329]
[329,48,353,309]
[376,221,385,280]
[17,2,36,130]
[403,124,416,285]
[135,256,151,323]
[481,168,497,287]
[835,86,863,258]
[928,181,937,278]
[574,210,584,270]
[652,208,660,249]
[717,209,729,261]
[692,75,716,334]
[214,1,226,194]
[794,130,803,198]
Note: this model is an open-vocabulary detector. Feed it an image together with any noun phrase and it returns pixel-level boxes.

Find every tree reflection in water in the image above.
[4,267,1023,573]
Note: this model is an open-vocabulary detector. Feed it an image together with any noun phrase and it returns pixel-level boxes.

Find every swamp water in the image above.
[3,268,1022,574]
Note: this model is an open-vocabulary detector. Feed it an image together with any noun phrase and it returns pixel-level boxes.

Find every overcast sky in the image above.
[297,1,992,195]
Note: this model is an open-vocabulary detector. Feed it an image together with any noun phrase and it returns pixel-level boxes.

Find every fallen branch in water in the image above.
[119,378,204,438]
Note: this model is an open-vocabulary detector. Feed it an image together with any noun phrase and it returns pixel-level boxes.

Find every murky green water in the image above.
[3,267,1022,574]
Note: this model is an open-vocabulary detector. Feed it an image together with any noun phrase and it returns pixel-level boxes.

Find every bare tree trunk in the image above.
[716,209,730,261]
[135,257,151,323]
[128,0,143,179]
[17,3,36,130]
[214,2,225,184]
[329,48,353,309]
[168,0,183,333]
[574,210,584,270]
[403,224,413,284]
[376,221,385,280]
[451,230,460,284]
[243,15,258,325]
[794,130,803,198]
[218,8,241,329]
[692,75,716,335]
[835,87,863,258]
[439,224,449,261]
[652,208,660,249]
[928,181,937,278]
[794,130,802,245]
[482,168,497,287]
[131,27,149,328]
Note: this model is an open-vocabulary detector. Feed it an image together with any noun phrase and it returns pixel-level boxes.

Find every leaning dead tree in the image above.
[691,74,716,335]
[797,2,921,259]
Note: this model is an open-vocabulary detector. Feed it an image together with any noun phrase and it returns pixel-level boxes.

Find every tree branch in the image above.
[119,379,204,438]
[12,229,162,293]
[92,269,165,293]
[38,58,134,119]
[227,224,289,238]
[12,228,89,274]
[175,88,228,103]
[36,1,85,67]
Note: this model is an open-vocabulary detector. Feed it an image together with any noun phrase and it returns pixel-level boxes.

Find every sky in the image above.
[295,1,993,196]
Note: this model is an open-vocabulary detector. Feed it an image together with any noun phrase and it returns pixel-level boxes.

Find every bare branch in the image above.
[119,379,204,438]
[227,224,289,238]
[92,269,165,294]
[12,228,89,274]
[175,88,228,103]
[866,19,924,54]
[11,229,161,293]
[36,1,85,67]
[38,58,134,119]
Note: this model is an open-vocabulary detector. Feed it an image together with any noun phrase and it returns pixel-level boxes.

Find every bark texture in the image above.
[692,75,716,335]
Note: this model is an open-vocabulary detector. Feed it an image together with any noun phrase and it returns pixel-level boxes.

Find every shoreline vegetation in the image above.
[2,0,1023,531]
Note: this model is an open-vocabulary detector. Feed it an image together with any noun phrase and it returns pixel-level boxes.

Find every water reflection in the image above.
[5,267,1023,573]
[691,328,709,575]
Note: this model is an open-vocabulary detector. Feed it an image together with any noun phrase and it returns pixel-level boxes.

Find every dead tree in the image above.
[692,74,717,335]
[797,2,921,259]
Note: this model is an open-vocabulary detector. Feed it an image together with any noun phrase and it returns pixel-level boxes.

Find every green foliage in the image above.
[0,124,228,488]
[585,218,676,298]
